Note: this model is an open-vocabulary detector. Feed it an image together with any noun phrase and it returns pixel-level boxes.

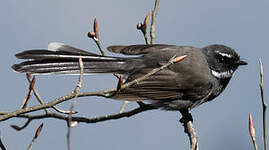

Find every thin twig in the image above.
[150,0,159,44]
[27,123,43,150]
[0,55,187,122]
[9,103,156,123]
[259,59,267,150]
[119,101,129,113]
[67,58,83,150]
[20,75,36,109]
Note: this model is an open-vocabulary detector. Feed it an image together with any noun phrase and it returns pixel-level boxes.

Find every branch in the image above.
[150,0,159,44]
[259,59,268,150]
[180,110,199,150]
[4,103,155,124]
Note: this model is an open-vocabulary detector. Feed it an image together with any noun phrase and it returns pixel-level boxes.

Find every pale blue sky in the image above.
[0,0,268,149]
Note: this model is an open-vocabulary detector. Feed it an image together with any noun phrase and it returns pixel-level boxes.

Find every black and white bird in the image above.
[12,42,247,111]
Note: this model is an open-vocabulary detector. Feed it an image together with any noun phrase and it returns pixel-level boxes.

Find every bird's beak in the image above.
[237,60,248,66]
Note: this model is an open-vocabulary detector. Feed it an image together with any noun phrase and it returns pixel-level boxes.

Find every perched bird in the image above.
[12,43,247,112]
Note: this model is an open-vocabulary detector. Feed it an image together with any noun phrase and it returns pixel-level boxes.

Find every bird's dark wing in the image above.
[113,46,213,107]
[107,44,176,55]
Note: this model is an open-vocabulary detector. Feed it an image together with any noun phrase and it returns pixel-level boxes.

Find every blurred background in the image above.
[0,0,268,149]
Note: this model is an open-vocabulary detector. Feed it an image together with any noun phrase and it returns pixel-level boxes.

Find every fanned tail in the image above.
[12,42,140,75]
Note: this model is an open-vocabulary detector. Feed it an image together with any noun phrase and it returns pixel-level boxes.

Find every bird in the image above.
[12,42,247,112]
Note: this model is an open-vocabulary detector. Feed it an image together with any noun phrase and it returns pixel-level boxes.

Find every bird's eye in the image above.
[217,57,225,63]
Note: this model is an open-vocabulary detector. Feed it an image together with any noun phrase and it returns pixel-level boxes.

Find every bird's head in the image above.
[202,44,247,79]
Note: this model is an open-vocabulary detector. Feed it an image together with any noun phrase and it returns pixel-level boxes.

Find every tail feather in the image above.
[12,59,135,75]
[12,43,140,75]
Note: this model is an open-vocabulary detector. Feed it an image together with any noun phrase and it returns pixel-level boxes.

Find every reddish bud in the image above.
[137,23,142,30]
[30,76,36,91]
[144,12,150,28]
[172,55,187,63]
[94,18,99,38]
[117,76,124,91]
[87,32,96,38]
[249,113,256,138]
[34,123,44,139]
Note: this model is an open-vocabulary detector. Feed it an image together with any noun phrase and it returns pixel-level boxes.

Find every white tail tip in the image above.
[48,42,65,51]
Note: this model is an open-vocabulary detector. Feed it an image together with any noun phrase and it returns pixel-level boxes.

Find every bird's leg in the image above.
[179,109,199,150]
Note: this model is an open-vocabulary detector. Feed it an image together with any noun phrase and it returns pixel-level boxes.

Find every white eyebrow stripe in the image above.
[216,51,233,58]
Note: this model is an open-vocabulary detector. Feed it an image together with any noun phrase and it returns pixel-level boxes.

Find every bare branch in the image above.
[150,0,159,44]
[11,103,156,123]
[259,59,268,150]
[180,110,199,150]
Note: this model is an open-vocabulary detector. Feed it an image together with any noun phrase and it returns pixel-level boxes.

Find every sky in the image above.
[0,0,268,149]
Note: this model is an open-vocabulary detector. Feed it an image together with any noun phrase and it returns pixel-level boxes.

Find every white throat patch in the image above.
[211,69,234,79]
